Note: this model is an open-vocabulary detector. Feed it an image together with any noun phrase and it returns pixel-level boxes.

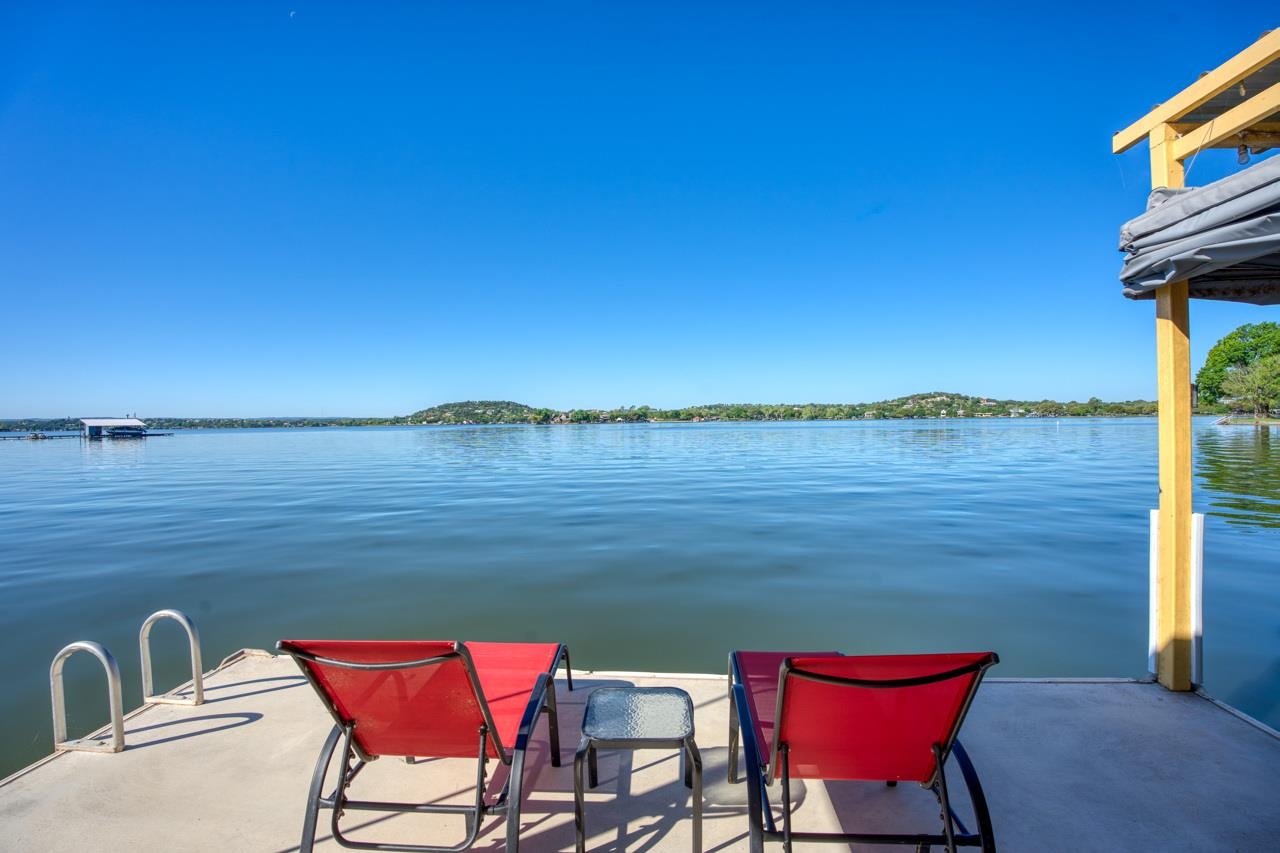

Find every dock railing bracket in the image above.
[140,609,204,706]
[50,641,125,753]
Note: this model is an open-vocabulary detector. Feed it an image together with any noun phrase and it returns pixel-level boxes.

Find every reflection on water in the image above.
[0,418,1277,779]
[1194,424,1280,722]
[1196,426,1280,529]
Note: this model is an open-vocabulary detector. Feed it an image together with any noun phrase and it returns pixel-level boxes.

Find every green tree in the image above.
[1221,354,1280,422]
[1196,322,1280,405]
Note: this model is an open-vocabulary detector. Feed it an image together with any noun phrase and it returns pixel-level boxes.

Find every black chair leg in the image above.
[746,779,765,853]
[727,667,740,783]
[507,745,528,852]
[952,740,997,853]
[561,646,574,691]
[545,680,562,767]
[300,725,342,853]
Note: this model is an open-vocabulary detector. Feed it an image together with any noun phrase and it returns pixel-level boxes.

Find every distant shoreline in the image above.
[2,412,1253,437]
[4,414,1203,434]
[1215,416,1280,426]
[0,392,1179,432]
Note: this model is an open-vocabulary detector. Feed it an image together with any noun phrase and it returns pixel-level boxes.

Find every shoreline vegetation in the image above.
[1216,415,1280,426]
[2,392,1168,432]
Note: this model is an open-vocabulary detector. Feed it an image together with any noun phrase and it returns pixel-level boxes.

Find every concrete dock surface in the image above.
[2,650,1279,852]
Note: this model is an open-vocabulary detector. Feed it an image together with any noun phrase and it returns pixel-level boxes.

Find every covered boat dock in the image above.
[80,418,149,439]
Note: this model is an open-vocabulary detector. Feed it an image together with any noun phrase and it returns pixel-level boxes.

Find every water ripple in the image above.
[0,419,1277,777]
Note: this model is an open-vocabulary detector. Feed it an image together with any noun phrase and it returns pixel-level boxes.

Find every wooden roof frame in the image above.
[1113,29,1280,159]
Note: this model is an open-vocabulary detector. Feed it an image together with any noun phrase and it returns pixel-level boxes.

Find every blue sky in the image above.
[1,2,1276,417]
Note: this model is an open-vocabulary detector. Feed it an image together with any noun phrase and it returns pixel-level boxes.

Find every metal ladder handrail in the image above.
[49,641,125,753]
[140,609,204,706]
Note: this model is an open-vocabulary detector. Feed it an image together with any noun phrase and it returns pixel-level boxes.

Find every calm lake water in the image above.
[1,418,1277,778]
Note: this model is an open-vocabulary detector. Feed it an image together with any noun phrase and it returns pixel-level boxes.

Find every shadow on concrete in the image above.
[268,676,750,853]
[125,712,263,749]
[198,675,308,704]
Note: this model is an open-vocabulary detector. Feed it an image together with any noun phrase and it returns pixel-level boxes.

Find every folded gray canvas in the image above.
[1119,154,1280,305]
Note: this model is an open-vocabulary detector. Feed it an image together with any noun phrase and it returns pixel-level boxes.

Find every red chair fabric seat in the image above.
[468,641,565,754]
[729,648,999,852]
[283,639,486,758]
[732,650,841,778]
[278,638,570,853]
[777,653,994,783]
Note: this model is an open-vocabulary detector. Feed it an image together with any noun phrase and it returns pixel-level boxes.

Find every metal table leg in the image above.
[574,736,590,853]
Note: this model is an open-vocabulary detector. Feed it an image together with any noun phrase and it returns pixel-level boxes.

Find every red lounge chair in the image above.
[729,650,999,853]
[277,639,572,853]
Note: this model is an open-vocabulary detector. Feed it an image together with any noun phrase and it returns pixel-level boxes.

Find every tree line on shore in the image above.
[403,394,1158,425]
[1195,322,1280,422]
[2,392,1159,433]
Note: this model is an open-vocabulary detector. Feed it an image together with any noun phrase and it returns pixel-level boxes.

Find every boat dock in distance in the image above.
[0,418,173,441]
[79,418,170,439]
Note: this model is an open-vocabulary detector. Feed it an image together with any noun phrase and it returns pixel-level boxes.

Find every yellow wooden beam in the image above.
[1177,132,1280,150]
[1112,29,1280,154]
[1169,122,1280,152]
[1148,123,1184,190]
[1170,80,1280,161]
[1171,121,1280,137]
[1149,124,1194,692]
[1155,283,1194,691]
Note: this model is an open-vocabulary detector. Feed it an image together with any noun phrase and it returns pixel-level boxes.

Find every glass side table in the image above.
[573,686,702,853]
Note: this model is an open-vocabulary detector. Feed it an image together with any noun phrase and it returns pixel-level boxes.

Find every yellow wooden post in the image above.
[1149,124,1194,691]
[1115,33,1280,692]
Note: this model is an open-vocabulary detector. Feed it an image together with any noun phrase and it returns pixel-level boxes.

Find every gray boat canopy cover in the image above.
[1119,153,1280,305]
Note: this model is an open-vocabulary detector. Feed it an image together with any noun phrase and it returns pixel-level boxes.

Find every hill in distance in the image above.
[408,401,539,424]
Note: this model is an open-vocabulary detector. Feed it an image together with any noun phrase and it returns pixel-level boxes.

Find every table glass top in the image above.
[581,687,694,741]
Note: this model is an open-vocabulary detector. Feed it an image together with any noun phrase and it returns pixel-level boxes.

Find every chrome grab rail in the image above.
[140,609,204,705]
[50,641,125,753]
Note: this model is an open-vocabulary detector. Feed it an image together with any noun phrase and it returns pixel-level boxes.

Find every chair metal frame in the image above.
[278,640,572,853]
[729,650,999,853]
